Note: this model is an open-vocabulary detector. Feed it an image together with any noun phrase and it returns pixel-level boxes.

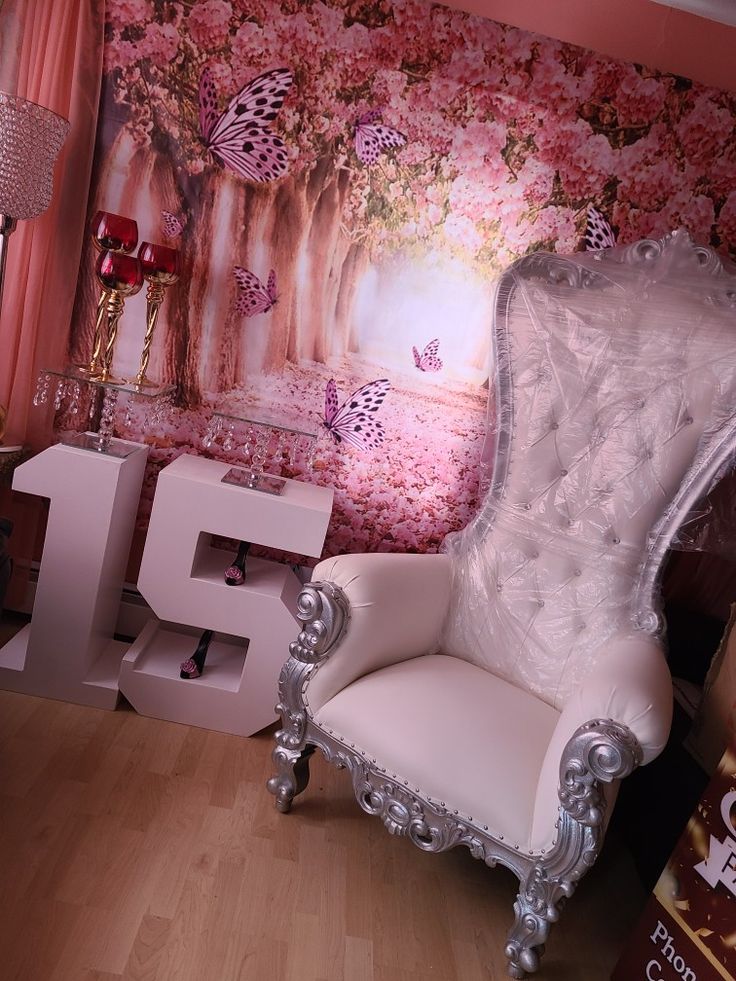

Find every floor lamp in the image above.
[0,90,69,320]
[0,91,69,459]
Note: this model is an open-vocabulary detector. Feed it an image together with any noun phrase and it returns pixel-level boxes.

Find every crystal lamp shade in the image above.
[0,91,69,221]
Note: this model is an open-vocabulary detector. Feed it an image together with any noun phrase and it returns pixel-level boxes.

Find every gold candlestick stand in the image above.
[136,282,166,388]
[98,290,127,383]
[83,290,109,376]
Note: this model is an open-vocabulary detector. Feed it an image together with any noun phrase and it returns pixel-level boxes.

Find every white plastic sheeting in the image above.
[442,232,736,709]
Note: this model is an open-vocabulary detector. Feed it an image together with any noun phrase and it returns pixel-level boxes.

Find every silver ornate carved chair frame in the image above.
[267,235,736,978]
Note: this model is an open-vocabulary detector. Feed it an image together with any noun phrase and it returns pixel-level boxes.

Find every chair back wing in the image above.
[442,231,736,708]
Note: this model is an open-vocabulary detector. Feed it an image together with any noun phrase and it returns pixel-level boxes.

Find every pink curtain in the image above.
[0,0,104,607]
[0,0,105,448]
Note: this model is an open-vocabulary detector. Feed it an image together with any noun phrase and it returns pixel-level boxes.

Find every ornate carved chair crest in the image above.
[268,231,736,977]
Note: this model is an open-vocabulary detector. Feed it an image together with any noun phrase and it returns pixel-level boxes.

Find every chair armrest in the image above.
[530,634,673,852]
[296,552,452,713]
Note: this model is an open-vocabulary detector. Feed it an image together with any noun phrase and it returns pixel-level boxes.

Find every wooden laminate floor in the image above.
[0,629,646,980]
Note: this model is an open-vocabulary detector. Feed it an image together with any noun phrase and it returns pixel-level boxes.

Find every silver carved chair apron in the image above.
[268,231,736,977]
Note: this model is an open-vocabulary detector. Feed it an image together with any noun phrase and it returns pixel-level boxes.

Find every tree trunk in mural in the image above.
[147,153,188,394]
[337,242,370,359]
[301,165,353,365]
[256,173,309,376]
[213,179,273,391]
[165,212,202,406]
[205,155,367,385]
[164,186,202,403]
[160,168,211,408]
[161,169,273,403]
[256,154,341,374]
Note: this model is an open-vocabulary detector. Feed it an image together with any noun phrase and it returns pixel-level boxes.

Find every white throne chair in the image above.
[267,232,736,977]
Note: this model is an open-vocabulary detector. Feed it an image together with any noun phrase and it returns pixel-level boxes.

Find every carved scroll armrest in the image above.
[529,634,672,853]
[290,580,351,664]
[289,552,453,711]
[557,719,643,829]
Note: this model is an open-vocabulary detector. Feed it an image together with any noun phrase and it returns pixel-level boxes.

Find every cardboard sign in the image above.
[688,605,736,776]
[612,745,736,980]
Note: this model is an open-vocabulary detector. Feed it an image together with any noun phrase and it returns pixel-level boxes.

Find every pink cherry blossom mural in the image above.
[68,0,736,560]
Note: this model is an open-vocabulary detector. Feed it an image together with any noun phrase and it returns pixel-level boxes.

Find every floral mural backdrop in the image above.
[68,0,736,559]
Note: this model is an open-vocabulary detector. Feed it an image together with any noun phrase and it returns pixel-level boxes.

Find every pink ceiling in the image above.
[442,0,736,91]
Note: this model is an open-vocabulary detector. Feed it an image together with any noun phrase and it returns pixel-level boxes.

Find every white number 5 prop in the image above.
[120,454,333,736]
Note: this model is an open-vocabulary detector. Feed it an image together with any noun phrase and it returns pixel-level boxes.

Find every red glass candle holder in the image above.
[90,210,138,253]
[79,212,139,377]
[94,250,143,382]
[134,242,180,387]
[96,250,143,294]
[138,241,180,283]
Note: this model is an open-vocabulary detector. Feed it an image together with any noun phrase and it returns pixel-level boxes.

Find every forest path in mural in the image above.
[113,357,486,560]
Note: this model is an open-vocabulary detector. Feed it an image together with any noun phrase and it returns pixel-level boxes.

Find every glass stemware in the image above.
[90,210,138,252]
[133,241,180,388]
[78,211,138,377]
[95,250,143,383]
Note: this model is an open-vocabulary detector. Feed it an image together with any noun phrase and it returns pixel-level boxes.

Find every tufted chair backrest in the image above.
[442,232,736,710]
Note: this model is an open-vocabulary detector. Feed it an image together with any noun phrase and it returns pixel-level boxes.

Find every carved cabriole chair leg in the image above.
[293,744,315,796]
[267,581,350,814]
[504,866,564,978]
[267,744,315,813]
[505,906,548,979]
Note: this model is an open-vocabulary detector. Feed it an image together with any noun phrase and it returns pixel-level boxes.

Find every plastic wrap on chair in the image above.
[441,231,736,710]
[668,466,736,555]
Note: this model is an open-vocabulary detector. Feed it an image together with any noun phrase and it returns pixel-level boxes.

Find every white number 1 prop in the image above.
[0,440,149,708]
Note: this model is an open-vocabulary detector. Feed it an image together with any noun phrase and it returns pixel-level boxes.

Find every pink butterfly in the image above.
[413,339,442,372]
[233,267,277,316]
[161,210,184,238]
[323,378,391,451]
[354,108,406,166]
[585,205,617,250]
[199,67,293,183]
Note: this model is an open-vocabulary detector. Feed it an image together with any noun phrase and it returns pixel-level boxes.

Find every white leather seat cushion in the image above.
[314,654,560,852]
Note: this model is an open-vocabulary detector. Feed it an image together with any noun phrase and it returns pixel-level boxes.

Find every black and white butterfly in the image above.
[233,267,277,316]
[354,108,406,166]
[161,210,184,239]
[199,67,293,182]
[413,338,442,372]
[323,378,391,450]
[585,205,617,250]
